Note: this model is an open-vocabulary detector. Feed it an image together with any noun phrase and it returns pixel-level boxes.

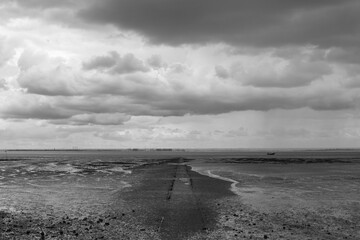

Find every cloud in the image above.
[237,58,332,88]
[0,35,15,67]
[274,46,360,65]
[50,113,131,126]
[17,65,82,96]
[6,76,356,125]
[224,127,248,137]
[0,79,7,89]
[17,49,50,71]
[168,63,190,74]
[12,49,359,122]
[111,53,149,74]
[54,84,358,118]
[214,65,230,79]
[344,75,360,89]
[6,48,360,126]
[82,51,118,70]
[3,0,360,149]
[79,0,360,49]
[326,47,360,64]
[0,123,69,140]
[94,131,130,142]
[94,126,202,142]
[0,0,99,32]
[13,0,76,9]
[147,55,165,69]
[83,51,149,74]
[0,92,75,120]
[259,127,311,138]
[213,49,333,88]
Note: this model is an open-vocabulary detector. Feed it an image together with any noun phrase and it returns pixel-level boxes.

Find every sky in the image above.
[1,0,360,149]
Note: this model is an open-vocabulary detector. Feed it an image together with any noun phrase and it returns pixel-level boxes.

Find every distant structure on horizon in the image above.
[129,148,185,152]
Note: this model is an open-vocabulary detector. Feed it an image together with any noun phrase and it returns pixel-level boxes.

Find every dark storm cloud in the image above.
[79,0,360,48]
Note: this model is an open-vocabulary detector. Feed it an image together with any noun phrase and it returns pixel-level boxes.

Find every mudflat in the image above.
[0,154,234,239]
[1,150,360,239]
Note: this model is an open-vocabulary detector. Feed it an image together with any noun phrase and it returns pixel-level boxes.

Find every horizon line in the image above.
[2,147,360,151]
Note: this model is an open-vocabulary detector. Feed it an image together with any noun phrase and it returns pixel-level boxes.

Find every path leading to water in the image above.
[159,162,206,238]
[123,158,234,240]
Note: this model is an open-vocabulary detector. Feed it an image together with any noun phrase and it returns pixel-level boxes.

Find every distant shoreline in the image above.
[2,148,360,152]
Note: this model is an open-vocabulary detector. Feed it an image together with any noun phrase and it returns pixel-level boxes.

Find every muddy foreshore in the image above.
[1,157,360,239]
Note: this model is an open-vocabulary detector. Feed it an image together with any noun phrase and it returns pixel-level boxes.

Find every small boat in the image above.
[267,152,275,155]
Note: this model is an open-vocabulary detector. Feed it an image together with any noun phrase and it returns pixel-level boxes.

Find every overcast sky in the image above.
[1,0,360,149]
